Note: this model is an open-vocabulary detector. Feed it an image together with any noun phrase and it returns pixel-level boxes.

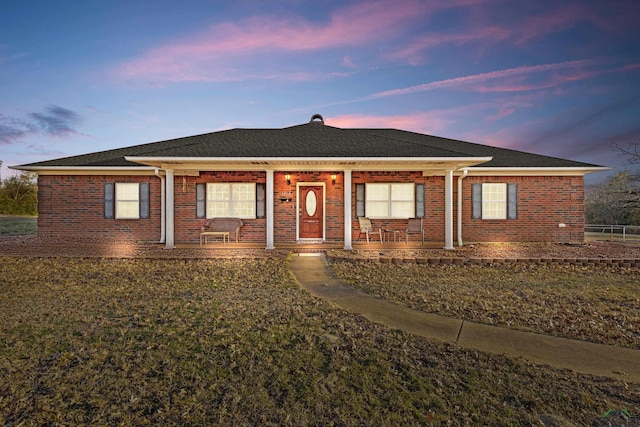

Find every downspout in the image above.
[155,169,166,244]
[457,169,468,247]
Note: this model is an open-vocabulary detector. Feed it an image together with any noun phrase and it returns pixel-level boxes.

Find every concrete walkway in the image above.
[289,253,640,384]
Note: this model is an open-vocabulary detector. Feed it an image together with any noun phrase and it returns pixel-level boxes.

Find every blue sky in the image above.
[1,0,639,184]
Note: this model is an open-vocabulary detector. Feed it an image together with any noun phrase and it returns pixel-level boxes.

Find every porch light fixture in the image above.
[285,174,291,185]
[330,174,337,185]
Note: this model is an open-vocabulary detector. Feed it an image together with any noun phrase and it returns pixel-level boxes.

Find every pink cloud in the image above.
[327,111,454,134]
[366,59,603,99]
[391,26,511,64]
[114,0,434,83]
[485,108,516,122]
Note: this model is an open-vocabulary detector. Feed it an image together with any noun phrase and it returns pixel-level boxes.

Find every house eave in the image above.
[123,156,494,172]
[466,166,612,176]
[10,166,159,176]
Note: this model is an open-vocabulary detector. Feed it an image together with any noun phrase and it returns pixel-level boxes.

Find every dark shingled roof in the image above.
[17,121,603,169]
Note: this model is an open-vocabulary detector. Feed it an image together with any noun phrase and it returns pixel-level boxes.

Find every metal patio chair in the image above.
[357,217,383,244]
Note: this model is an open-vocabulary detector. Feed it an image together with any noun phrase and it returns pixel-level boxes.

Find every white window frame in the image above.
[365,183,415,219]
[206,183,256,219]
[115,183,140,219]
[482,183,507,220]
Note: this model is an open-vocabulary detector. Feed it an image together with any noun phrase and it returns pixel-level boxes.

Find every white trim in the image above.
[124,156,492,163]
[122,156,493,172]
[11,166,157,175]
[165,169,175,249]
[343,170,352,250]
[154,169,166,244]
[265,170,274,249]
[444,170,454,250]
[457,169,468,247]
[465,166,610,176]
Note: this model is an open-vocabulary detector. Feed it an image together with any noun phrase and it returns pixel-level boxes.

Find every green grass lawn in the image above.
[0,215,37,237]
[0,257,637,426]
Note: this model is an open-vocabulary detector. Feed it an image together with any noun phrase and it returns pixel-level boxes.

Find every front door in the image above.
[299,185,323,239]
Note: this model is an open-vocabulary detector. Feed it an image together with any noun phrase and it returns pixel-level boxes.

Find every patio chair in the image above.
[357,217,383,244]
[405,218,424,245]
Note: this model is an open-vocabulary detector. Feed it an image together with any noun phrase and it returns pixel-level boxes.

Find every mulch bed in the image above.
[1,235,640,262]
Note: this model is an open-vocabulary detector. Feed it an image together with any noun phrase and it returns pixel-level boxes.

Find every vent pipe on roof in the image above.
[310,114,324,124]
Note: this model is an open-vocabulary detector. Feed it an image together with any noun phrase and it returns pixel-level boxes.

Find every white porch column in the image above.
[165,169,175,249]
[343,170,352,250]
[155,170,166,243]
[265,170,275,249]
[444,169,454,250]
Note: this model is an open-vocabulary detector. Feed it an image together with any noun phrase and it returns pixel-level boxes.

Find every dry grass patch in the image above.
[0,257,638,425]
[330,262,640,349]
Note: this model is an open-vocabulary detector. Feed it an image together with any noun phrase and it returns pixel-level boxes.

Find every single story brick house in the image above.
[13,114,607,250]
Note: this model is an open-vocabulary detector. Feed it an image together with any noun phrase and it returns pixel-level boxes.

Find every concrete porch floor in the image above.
[176,241,447,251]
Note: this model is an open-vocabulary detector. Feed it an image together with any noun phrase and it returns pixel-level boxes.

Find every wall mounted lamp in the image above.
[284,174,291,185]
[330,174,337,185]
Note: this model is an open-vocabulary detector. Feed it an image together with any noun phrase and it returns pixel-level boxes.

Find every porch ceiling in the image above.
[123,156,492,174]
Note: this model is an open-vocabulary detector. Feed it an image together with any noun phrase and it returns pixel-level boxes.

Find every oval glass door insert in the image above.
[305,190,317,217]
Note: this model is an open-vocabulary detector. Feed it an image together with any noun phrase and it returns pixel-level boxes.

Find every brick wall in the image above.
[37,175,161,241]
[37,171,585,244]
[462,175,585,243]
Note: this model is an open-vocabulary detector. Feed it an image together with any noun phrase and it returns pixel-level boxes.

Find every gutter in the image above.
[457,169,468,247]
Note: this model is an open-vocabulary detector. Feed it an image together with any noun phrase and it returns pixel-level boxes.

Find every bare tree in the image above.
[586,171,640,225]
[613,138,640,165]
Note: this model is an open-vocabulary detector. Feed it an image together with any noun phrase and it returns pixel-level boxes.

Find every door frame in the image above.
[296,182,326,241]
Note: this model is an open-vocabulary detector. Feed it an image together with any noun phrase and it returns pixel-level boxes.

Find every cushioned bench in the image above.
[201,218,243,243]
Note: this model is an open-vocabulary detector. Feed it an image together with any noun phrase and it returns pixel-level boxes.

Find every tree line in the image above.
[0,171,38,216]
[585,141,640,225]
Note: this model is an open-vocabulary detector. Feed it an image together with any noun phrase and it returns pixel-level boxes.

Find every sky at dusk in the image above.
[1,0,639,184]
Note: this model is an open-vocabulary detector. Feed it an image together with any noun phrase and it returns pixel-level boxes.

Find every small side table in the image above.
[384,229,400,242]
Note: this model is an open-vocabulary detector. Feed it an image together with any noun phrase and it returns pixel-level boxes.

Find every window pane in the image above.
[116,183,139,200]
[232,184,254,201]
[115,183,139,219]
[367,184,389,201]
[391,184,413,201]
[208,184,230,200]
[482,183,506,219]
[233,201,255,217]
[366,183,415,218]
[116,201,139,219]
[207,183,256,218]
[391,201,414,218]
[367,201,389,217]
[208,201,229,217]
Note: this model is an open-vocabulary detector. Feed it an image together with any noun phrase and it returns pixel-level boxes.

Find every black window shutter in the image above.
[256,183,265,219]
[472,183,482,219]
[104,183,115,219]
[196,183,206,218]
[415,183,425,218]
[507,184,518,219]
[139,183,150,219]
[356,183,365,217]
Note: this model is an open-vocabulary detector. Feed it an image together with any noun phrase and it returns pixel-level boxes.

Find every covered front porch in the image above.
[132,155,491,251]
